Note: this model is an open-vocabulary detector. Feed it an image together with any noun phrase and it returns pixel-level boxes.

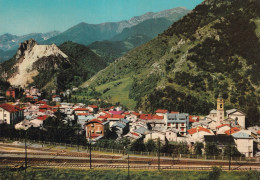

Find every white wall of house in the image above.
[165,131,177,142]
[0,108,11,124]
[228,112,245,129]
[217,126,230,134]
[189,131,214,142]
[234,138,253,157]
[144,132,165,143]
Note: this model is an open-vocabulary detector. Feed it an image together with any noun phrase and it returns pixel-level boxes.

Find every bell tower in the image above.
[216,95,224,125]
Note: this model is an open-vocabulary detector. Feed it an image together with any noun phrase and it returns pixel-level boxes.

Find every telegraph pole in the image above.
[128,154,130,180]
[158,139,160,171]
[229,121,232,171]
[89,139,92,169]
[24,131,27,179]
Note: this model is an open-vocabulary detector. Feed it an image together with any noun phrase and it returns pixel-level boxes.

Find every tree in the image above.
[145,139,157,152]
[205,143,220,156]
[130,139,146,151]
[194,142,204,155]
[208,166,222,180]
[223,145,241,157]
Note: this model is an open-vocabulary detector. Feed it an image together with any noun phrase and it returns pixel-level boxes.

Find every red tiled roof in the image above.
[152,115,164,120]
[140,114,163,120]
[90,133,100,138]
[37,115,48,121]
[86,119,103,125]
[257,131,260,135]
[132,112,140,116]
[0,104,22,113]
[78,113,89,116]
[131,132,139,136]
[170,112,179,114]
[225,127,240,135]
[26,96,34,99]
[188,127,212,135]
[88,105,98,108]
[140,114,153,120]
[36,101,47,105]
[124,112,130,115]
[39,109,46,112]
[112,114,125,119]
[39,105,52,109]
[155,109,168,113]
[189,116,200,123]
[74,108,88,111]
[216,124,230,129]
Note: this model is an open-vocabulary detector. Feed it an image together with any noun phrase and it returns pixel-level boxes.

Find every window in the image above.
[220,113,222,115]
[181,123,184,126]
[4,114,6,117]
[169,133,171,135]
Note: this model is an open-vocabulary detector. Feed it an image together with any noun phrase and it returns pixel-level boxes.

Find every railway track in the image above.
[1,144,260,171]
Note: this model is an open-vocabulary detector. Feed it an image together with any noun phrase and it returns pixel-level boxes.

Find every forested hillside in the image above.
[83,0,260,126]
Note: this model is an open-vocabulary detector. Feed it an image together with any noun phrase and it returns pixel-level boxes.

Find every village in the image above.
[0,86,260,158]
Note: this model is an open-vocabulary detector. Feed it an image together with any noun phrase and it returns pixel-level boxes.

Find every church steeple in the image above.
[216,94,224,125]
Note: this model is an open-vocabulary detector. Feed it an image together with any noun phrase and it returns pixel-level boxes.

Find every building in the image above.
[85,119,109,141]
[187,126,214,142]
[232,131,253,157]
[139,114,166,131]
[6,88,18,99]
[226,109,246,129]
[167,113,189,136]
[216,96,224,126]
[0,103,24,125]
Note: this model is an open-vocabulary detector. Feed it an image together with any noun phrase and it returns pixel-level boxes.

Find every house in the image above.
[225,127,241,135]
[226,109,246,129]
[124,132,142,141]
[15,120,31,130]
[30,115,48,128]
[155,109,168,116]
[74,108,89,116]
[77,115,95,130]
[0,96,6,103]
[107,114,126,128]
[111,118,130,137]
[232,131,253,157]
[167,113,189,136]
[88,105,99,114]
[85,119,110,141]
[144,130,166,143]
[6,88,19,99]
[140,114,166,131]
[0,103,24,125]
[187,126,214,142]
[216,124,230,134]
[164,128,179,142]
[52,95,61,102]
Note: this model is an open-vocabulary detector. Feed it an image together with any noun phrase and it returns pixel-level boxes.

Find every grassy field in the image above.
[0,167,259,180]
[95,77,136,109]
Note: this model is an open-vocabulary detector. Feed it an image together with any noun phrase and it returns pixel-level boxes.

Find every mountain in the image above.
[42,7,190,46]
[0,31,60,51]
[0,40,106,91]
[83,0,260,126]
[0,49,17,63]
[88,12,190,63]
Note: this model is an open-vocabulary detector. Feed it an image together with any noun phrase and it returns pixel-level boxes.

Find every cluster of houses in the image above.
[0,88,260,157]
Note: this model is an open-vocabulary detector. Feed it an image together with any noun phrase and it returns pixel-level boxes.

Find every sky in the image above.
[0,0,203,36]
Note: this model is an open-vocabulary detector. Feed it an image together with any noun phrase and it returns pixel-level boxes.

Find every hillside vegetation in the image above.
[83,0,260,126]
